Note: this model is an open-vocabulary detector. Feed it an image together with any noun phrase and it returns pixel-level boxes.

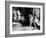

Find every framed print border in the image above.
[5,1,45,37]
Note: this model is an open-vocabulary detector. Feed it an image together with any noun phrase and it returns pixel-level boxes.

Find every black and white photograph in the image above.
[12,7,40,31]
